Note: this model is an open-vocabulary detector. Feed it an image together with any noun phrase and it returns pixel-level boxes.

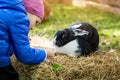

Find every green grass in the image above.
[30,4,120,52]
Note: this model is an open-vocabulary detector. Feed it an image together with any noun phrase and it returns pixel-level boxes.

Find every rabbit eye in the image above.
[62,34,67,39]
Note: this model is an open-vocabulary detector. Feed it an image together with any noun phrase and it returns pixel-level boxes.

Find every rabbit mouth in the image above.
[54,39,76,47]
[53,36,63,47]
[54,40,64,47]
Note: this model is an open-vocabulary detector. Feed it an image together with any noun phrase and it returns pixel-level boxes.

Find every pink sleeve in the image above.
[24,0,44,19]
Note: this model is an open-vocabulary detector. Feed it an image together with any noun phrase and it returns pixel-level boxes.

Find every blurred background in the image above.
[49,0,120,14]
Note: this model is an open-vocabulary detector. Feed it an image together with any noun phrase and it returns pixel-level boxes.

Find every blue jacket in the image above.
[0,0,46,67]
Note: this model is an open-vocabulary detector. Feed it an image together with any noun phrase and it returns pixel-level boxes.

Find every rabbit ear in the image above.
[73,29,89,36]
[71,23,82,29]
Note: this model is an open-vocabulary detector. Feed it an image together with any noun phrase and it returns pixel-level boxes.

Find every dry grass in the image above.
[11,36,120,80]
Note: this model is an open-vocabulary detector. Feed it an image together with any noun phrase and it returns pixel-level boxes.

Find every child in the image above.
[0,0,55,80]
[24,0,51,30]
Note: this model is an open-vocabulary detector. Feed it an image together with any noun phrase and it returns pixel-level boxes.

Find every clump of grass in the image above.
[12,51,120,80]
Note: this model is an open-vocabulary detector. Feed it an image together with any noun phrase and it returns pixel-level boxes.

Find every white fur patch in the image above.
[54,39,81,57]
[73,29,89,36]
[71,24,82,29]
[70,24,89,36]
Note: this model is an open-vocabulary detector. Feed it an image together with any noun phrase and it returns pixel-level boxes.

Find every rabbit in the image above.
[53,22,99,57]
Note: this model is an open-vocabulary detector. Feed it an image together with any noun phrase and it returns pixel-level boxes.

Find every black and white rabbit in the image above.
[53,22,99,57]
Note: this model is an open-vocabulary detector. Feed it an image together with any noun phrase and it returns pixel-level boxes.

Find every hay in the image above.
[11,36,120,80]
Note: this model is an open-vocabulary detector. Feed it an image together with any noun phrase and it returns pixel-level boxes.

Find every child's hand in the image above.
[45,48,55,58]
[28,37,31,41]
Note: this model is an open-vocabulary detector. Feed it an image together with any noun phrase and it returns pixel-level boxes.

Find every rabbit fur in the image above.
[53,22,99,57]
